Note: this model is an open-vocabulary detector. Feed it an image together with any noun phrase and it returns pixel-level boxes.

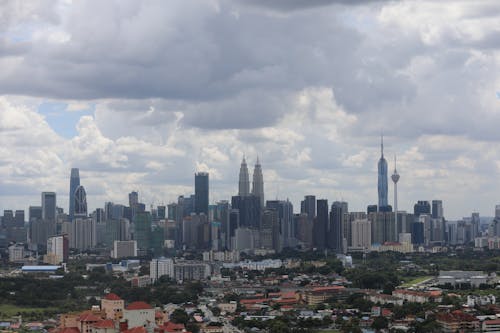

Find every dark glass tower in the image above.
[69,168,80,221]
[195,172,209,215]
[378,136,388,209]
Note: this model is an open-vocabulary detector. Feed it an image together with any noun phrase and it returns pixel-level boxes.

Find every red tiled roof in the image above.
[240,298,269,305]
[59,328,80,333]
[155,311,164,319]
[104,293,122,301]
[78,312,101,322]
[485,319,500,325]
[93,320,115,329]
[122,327,147,333]
[163,321,185,332]
[126,301,153,310]
[312,286,345,293]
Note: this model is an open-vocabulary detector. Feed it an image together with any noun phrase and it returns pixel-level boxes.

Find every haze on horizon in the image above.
[1,0,499,220]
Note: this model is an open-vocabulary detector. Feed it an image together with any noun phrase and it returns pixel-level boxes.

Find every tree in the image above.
[371,316,388,331]
[170,309,189,325]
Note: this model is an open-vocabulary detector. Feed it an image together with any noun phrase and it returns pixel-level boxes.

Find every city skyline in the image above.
[1,1,500,218]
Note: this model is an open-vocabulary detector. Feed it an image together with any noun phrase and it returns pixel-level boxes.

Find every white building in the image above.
[123,301,154,329]
[112,240,137,259]
[8,244,25,262]
[150,257,174,282]
[46,235,67,264]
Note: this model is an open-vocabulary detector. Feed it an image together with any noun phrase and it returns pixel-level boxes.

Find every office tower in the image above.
[69,168,80,221]
[228,209,240,249]
[351,219,371,249]
[157,206,166,219]
[252,158,264,208]
[301,195,316,221]
[105,218,130,247]
[29,206,42,222]
[369,211,396,244]
[14,210,24,227]
[238,157,250,196]
[231,195,261,229]
[93,208,105,223]
[73,185,87,218]
[128,191,140,221]
[313,199,328,249]
[167,203,178,220]
[414,201,431,217]
[295,213,312,249]
[266,199,294,249]
[367,205,378,214]
[42,192,57,221]
[378,135,388,209]
[329,201,347,254]
[261,209,280,251]
[134,212,152,251]
[178,195,195,218]
[214,201,230,249]
[2,210,14,228]
[345,212,367,247]
[432,200,443,219]
[471,212,480,239]
[195,172,209,215]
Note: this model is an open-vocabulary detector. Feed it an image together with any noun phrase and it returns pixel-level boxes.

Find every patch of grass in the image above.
[0,304,59,319]
[400,276,433,287]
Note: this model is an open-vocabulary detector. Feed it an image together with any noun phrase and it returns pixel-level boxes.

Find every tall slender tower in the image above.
[377,135,388,209]
[69,168,80,221]
[238,157,250,196]
[391,156,400,236]
[252,157,264,207]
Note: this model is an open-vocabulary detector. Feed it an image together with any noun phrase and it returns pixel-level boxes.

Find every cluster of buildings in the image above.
[2,139,500,264]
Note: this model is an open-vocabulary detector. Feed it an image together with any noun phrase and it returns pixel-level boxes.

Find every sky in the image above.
[1,0,500,220]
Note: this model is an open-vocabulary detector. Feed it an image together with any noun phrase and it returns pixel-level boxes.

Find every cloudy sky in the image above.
[1,0,500,219]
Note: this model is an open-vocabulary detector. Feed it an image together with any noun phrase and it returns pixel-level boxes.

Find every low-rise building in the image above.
[435,311,480,333]
[123,302,155,329]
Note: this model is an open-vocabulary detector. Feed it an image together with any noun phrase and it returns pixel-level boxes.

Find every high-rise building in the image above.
[329,201,347,254]
[313,199,328,249]
[113,240,137,259]
[195,172,209,215]
[42,192,57,221]
[301,195,316,221]
[69,168,80,221]
[128,191,139,220]
[414,201,431,217]
[14,210,24,227]
[238,157,250,196]
[134,212,152,251]
[150,257,174,282]
[29,206,42,222]
[74,185,87,218]
[46,234,69,264]
[295,213,312,249]
[66,218,96,250]
[157,206,166,219]
[432,200,443,219]
[261,209,279,252]
[231,195,261,229]
[351,219,371,249]
[266,199,294,249]
[378,135,388,209]
[252,158,264,208]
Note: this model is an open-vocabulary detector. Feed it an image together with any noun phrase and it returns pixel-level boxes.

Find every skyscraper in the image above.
[129,191,139,219]
[329,201,347,254]
[301,195,316,221]
[252,157,264,208]
[378,135,388,209]
[74,185,88,218]
[431,200,443,219]
[42,192,57,221]
[238,157,250,196]
[195,172,209,215]
[69,168,80,221]
[313,199,328,250]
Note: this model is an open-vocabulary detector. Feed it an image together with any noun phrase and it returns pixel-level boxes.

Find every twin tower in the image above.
[238,157,264,207]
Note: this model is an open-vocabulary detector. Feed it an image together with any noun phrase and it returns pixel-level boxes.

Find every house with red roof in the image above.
[123,302,155,330]
[91,319,117,333]
[101,293,125,320]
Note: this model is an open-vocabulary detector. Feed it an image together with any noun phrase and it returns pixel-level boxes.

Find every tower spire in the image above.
[381,133,384,158]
